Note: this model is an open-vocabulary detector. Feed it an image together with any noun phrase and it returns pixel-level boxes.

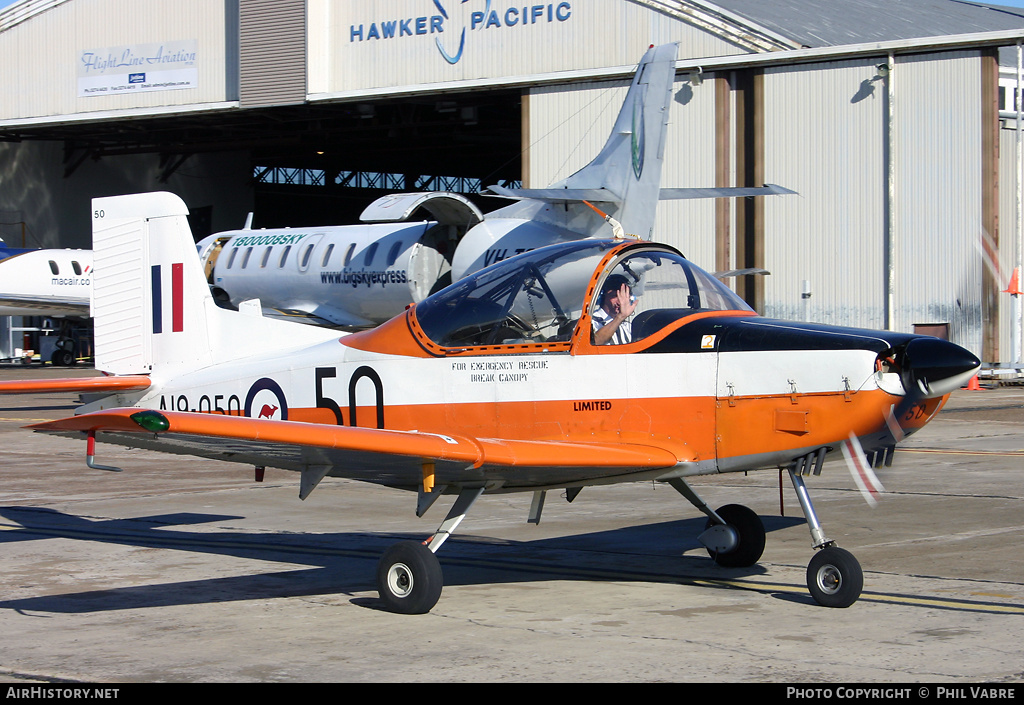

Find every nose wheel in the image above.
[789,467,864,607]
[807,545,863,608]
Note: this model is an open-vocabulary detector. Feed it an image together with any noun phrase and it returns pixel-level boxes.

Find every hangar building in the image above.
[1,0,1024,366]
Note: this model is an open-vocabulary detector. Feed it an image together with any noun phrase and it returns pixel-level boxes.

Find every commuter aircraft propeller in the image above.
[196,43,790,328]
[0,190,980,613]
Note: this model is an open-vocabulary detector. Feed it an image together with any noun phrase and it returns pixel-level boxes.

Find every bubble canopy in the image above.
[413,239,753,349]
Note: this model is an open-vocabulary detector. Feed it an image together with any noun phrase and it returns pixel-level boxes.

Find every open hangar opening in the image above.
[1,0,1023,368]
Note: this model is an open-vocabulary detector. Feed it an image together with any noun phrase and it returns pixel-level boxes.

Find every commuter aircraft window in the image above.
[343,244,355,266]
[241,247,253,269]
[387,241,403,267]
[300,243,315,269]
[260,248,272,268]
[321,244,335,268]
[72,261,82,276]
[364,242,378,266]
[279,245,291,268]
[225,249,237,269]
[48,261,59,275]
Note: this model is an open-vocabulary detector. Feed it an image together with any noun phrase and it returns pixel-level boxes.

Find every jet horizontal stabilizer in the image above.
[482,185,622,203]
[482,183,796,204]
[659,184,797,200]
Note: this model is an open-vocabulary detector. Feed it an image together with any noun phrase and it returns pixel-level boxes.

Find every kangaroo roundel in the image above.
[244,378,288,421]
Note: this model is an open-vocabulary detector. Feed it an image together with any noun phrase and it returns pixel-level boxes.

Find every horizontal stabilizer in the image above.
[483,184,796,203]
[659,184,797,200]
[0,376,151,395]
[483,185,622,203]
[713,267,771,279]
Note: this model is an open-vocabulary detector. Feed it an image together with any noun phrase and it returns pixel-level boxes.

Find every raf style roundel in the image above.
[244,378,288,421]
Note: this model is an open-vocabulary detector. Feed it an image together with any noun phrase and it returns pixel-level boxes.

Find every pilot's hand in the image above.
[613,284,637,318]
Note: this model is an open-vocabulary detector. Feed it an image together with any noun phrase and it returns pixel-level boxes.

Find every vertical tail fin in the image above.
[92,192,213,374]
[548,42,678,239]
[91,192,335,376]
[480,43,678,241]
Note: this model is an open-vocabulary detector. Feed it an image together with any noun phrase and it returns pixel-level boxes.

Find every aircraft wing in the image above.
[29,408,681,491]
[0,293,90,317]
[0,376,152,395]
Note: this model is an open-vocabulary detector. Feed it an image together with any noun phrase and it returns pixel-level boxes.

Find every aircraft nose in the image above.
[899,337,981,398]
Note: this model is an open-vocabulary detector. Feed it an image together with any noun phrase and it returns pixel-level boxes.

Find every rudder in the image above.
[92,192,214,375]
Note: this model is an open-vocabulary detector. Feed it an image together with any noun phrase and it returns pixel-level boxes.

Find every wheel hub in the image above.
[387,562,414,598]
[815,564,842,595]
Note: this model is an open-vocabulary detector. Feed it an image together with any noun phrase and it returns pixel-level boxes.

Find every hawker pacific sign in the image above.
[349,0,573,64]
[78,40,198,97]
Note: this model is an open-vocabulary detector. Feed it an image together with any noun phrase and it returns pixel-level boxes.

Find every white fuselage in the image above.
[0,249,93,317]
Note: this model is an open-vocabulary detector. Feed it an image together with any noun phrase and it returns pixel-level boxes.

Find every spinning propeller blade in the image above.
[841,432,886,507]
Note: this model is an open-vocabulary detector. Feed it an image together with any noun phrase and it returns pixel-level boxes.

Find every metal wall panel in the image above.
[654,73,719,267]
[307,0,755,99]
[761,59,887,330]
[239,0,304,108]
[0,0,231,121]
[894,51,983,354]
[999,122,1023,360]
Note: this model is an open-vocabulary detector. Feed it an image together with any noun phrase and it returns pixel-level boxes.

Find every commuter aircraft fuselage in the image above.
[0,246,92,318]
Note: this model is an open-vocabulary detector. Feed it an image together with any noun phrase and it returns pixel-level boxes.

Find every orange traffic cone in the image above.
[964,375,983,391]
[1005,267,1023,296]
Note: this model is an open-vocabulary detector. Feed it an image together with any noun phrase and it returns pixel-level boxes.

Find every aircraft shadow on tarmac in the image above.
[0,506,806,614]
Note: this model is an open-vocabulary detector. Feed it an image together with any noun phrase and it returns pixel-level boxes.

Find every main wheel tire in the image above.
[376,541,443,614]
[51,349,74,366]
[705,504,766,567]
[807,546,863,608]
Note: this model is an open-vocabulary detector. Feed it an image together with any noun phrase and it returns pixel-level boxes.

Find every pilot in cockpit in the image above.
[592,274,637,345]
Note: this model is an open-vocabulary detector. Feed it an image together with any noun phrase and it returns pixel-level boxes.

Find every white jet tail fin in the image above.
[92,192,336,376]
[550,42,677,239]
[485,43,679,240]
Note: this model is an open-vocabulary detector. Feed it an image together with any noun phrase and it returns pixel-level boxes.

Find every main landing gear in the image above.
[668,469,863,608]
[375,487,483,614]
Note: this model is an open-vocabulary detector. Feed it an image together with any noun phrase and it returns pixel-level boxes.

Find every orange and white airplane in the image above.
[0,190,980,613]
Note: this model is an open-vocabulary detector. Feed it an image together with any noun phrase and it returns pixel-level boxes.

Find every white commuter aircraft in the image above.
[197,43,790,329]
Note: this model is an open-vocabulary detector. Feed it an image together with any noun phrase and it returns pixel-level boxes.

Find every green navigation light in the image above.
[131,410,170,432]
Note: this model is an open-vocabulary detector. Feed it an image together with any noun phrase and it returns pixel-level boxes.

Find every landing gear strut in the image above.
[667,478,766,567]
[375,486,483,614]
[788,467,863,608]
